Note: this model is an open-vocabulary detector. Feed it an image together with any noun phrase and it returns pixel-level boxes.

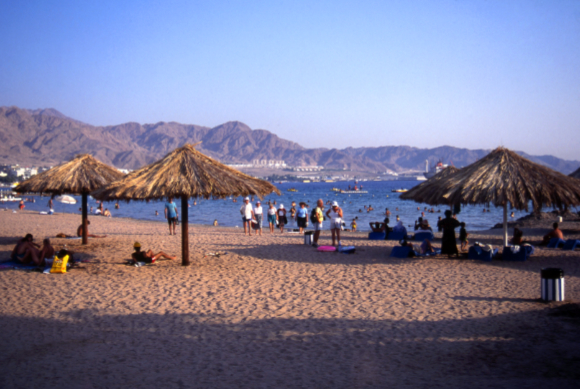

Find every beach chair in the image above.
[562,239,580,251]
[468,246,498,261]
[368,232,386,240]
[547,238,566,248]
[390,246,412,258]
[502,246,528,261]
[413,231,434,242]
[387,231,407,241]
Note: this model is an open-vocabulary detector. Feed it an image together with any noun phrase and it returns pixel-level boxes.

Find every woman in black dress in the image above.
[440,210,461,257]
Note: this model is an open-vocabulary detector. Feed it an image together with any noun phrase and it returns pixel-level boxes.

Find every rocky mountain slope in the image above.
[1,106,578,174]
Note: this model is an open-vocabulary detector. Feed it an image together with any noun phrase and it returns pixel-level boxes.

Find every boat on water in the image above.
[287,188,298,192]
[0,195,23,202]
[391,189,408,193]
[424,160,449,179]
[302,180,311,183]
[331,188,341,192]
[339,190,368,194]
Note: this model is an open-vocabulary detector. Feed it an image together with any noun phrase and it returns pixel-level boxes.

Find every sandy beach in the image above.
[1,210,579,388]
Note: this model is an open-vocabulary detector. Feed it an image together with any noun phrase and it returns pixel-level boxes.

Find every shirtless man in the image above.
[77,220,107,238]
[11,234,42,265]
[541,222,564,245]
[131,242,176,264]
[39,238,55,264]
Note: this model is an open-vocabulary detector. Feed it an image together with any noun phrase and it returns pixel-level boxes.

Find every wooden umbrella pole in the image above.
[181,195,190,266]
[503,203,508,248]
[82,192,88,245]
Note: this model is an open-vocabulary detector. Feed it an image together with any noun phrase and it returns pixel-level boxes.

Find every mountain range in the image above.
[1,106,578,174]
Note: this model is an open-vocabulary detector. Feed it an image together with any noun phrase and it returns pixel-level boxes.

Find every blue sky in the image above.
[1,0,579,159]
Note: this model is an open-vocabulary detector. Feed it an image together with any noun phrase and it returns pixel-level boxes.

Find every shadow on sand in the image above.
[0,305,579,388]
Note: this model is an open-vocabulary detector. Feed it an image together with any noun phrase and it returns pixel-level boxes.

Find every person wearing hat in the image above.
[277,204,288,233]
[296,202,309,234]
[131,241,176,265]
[240,197,254,236]
[325,201,343,246]
[254,200,263,236]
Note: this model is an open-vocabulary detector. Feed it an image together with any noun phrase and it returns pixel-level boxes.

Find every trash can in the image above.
[304,231,314,245]
[541,268,564,301]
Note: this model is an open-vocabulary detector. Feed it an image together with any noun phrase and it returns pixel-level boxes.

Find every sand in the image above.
[1,210,579,388]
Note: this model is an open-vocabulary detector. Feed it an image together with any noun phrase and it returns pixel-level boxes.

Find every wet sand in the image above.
[1,210,579,388]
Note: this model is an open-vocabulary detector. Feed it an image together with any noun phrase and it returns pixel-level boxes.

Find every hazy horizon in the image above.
[1,1,579,159]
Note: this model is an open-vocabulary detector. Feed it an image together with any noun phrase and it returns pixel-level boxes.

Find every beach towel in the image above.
[0,260,38,271]
[338,245,356,254]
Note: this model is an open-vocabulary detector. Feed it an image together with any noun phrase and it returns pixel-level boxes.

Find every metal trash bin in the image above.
[304,231,314,245]
[541,268,564,301]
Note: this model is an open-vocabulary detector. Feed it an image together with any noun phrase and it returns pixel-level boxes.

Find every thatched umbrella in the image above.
[569,167,580,179]
[400,147,580,246]
[14,154,125,244]
[400,166,460,205]
[91,143,281,266]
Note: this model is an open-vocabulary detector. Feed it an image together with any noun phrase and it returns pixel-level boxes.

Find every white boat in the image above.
[0,196,22,202]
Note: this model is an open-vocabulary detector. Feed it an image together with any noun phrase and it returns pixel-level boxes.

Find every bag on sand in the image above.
[310,207,319,223]
[50,254,70,274]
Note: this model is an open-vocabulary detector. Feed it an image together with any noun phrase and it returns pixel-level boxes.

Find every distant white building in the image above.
[293,166,323,172]
[252,159,287,168]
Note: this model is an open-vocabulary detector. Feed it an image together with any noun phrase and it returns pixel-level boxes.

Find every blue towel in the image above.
[0,260,38,270]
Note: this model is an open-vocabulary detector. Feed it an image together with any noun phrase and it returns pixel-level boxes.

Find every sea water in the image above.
[6,181,565,232]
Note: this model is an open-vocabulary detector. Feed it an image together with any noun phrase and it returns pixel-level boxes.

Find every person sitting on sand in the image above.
[393,221,407,236]
[420,239,435,255]
[103,208,111,217]
[131,242,176,264]
[11,234,42,265]
[541,222,564,245]
[77,220,107,238]
[39,238,55,264]
[511,228,524,245]
[417,219,433,233]
[369,222,386,233]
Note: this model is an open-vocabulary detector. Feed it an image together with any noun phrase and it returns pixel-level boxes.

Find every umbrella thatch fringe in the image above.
[91,143,280,201]
[569,167,580,179]
[400,166,459,204]
[14,154,125,195]
[400,147,580,211]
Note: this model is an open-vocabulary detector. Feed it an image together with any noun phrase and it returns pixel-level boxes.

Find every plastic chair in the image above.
[387,231,407,241]
[502,246,528,261]
[414,231,434,242]
[390,246,412,258]
[562,239,580,251]
[468,246,498,261]
[368,232,386,240]
[547,238,566,248]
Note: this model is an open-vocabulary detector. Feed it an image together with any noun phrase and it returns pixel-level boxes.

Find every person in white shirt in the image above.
[325,201,344,246]
[254,200,263,236]
[267,203,278,234]
[239,197,254,236]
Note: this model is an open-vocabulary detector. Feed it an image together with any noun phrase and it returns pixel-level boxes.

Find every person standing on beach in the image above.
[254,200,263,236]
[440,210,461,257]
[326,201,343,246]
[240,197,254,236]
[47,197,53,211]
[267,203,277,234]
[164,197,178,235]
[277,204,287,233]
[296,202,308,234]
[312,199,324,247]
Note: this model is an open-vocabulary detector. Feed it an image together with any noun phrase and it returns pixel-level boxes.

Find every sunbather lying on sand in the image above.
[77,220,107,238]
[131,242,176,264]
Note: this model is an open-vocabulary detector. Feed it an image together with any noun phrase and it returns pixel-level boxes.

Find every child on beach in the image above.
[459,222,469,251]
[350,219,357,232]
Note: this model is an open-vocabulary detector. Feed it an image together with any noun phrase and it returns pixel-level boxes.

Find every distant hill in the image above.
[1,106,578,174]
